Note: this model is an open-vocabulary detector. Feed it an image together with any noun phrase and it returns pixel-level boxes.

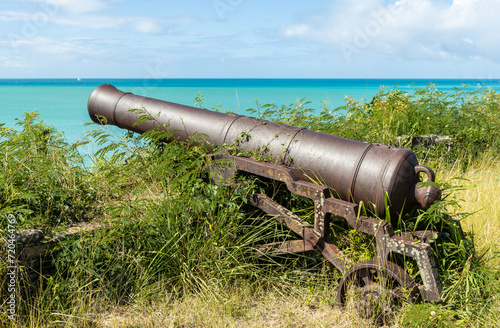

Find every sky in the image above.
[1,0,499,79]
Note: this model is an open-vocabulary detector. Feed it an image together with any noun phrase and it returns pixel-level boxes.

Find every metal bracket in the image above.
[383,235,443,302]
[208,153,442,301]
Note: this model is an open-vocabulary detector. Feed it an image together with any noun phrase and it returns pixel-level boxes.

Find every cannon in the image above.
[88,84,445,315]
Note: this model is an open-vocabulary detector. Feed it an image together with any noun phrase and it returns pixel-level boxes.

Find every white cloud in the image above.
[0,6,117,28]
[0,35,120,76]
[0,11,35,22]
[50,15,174,34]
[3,36,102,57]
[1,1,195,36]
[30,0,114,14]
[282,24,311,38]
[3,59,33,68]
[131,20,161,34]
[281,0,500,62]
[55,14,127,29]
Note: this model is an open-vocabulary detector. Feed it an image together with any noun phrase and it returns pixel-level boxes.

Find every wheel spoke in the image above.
[361,275,371,286]
[337,259,419,319]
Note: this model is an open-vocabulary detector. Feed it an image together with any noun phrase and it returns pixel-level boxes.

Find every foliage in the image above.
[251,84,500,170]
[2,84,500,326]
[1,110,317,327]
[246,85,500,325]
[0,112,97,229]
[396,179,500,326]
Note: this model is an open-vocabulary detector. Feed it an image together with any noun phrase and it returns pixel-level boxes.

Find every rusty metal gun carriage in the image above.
[88,84,445,315]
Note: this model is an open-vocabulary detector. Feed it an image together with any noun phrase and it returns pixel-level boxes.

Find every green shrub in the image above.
[0,112,98,229]
[3,84,500,326]
[250,84,500,170]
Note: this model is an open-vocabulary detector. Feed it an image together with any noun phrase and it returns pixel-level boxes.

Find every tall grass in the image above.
[252,84,500,170]
[0,112,97,228]
[1,113,320,327]
[251,84,500,326]
[2,83,500,327]
[447,154,500,252]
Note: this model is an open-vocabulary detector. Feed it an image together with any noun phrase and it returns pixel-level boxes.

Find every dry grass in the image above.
[92,157,500,328]
[440,155,500,254]
[9,156,500,328]
[96,288,375,328]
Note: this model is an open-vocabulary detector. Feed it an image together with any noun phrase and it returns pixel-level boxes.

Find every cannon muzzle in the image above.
[88,84,441,220]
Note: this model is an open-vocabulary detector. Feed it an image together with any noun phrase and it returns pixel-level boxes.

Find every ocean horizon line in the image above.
[1,77,499,80]
[1,77,499,89]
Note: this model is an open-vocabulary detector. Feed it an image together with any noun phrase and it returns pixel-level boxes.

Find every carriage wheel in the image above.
[337,259,419,320]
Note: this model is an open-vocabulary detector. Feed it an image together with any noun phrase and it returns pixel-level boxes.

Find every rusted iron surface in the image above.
[314,238,348,274]
[414,165,442,210]
[401,230,439,244]
[88,84,441,220]
[383,235,443,302]
[257,240,314,257]
[87,84,446,309]
[249,192,347,273]
[337,259,419,318]
[250,193,312,238]
[211,154,442,302]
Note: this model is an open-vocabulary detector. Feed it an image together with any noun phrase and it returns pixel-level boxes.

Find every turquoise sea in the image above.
[1,79,499,149]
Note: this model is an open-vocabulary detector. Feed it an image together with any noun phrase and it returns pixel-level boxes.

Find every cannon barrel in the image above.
[88,84,441,219]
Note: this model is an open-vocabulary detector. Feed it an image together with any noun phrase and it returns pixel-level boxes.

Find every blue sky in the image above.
[1,0,499,78]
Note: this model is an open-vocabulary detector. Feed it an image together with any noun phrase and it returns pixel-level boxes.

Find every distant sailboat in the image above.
[77,77,82,81]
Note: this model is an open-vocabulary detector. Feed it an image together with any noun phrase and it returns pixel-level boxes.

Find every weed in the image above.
[3,84,500,326]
